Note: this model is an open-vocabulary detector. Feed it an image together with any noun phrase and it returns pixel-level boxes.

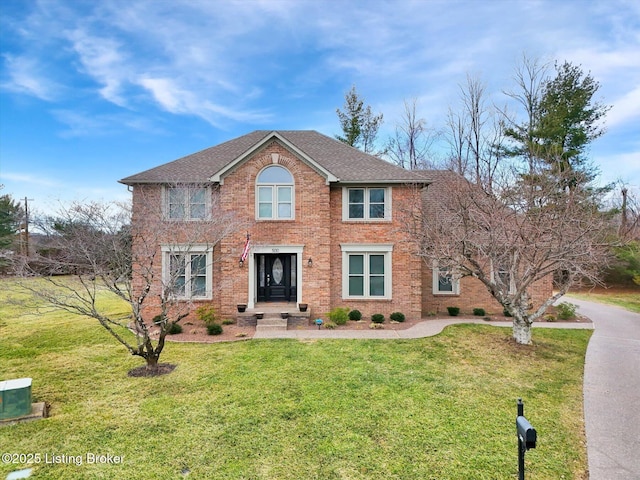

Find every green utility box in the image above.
[0,378,32,420]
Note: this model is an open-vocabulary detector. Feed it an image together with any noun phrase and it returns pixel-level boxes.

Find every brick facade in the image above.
[125,131,553,324]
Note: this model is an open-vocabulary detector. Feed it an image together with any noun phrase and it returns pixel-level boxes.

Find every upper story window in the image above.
[342,187,391,221]
[165,186,209,220]
[256,165,294,220]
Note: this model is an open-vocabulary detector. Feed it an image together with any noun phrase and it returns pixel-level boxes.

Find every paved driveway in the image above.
[571,298,640,479]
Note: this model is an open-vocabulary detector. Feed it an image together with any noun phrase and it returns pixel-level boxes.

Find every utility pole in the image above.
[22,197,33,257]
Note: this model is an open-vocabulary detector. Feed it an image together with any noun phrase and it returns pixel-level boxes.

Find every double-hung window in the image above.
[256,165,294,220]
[166,186,208,220]
[495,265,516,294]
[343,187,390,220]
[432,263,460,295]
[341,244,393,299]
[162,246,212,299]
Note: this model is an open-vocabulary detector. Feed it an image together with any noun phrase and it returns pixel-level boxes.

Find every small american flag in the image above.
[240,234,250,263]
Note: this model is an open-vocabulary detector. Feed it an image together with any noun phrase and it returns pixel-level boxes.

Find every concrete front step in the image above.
[256,317,288,332]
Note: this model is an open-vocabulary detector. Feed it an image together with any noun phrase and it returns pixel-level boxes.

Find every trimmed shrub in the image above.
[206,322,223,335]
[167,322,183,335]
[447,306,460,317]
[390,312,405,322]
[196,305,218,326]
[543,314,557,322]
[371,313,385,324]
[473,308,486,316]
[348,309,362,321]
[222,319,235,325]
[324,321,337,329]
[557,302,578,320]
[328,307,350,326]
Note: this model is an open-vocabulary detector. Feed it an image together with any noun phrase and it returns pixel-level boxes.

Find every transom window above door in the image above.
[256,165,294,220]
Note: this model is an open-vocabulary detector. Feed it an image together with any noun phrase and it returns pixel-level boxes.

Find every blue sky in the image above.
[1,0,639,215]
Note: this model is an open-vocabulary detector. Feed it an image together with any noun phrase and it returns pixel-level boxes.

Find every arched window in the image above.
[256,165,294,220]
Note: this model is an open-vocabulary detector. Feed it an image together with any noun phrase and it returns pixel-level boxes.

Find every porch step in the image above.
[256,317,288,332]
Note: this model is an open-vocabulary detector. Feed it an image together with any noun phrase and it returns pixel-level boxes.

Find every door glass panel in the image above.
[290,255,296,286]
[272,258,283,285]
[259,256,265,287]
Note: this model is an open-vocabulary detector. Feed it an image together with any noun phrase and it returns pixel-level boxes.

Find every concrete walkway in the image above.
[569,298,640,480]
[253,317,592,339]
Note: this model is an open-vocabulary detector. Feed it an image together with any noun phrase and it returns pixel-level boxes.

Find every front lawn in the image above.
[0,280,591,479]
[567,286,640,313]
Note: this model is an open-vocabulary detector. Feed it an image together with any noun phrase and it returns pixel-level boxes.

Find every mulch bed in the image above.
[160,310,590,344]
[128,363,177,377]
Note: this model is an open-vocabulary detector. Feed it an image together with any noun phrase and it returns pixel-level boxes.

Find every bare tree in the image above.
[386,98,438,170]
[501,55,550,171]
[406,166,611,344]
[15,185,244,372]
[444,105,469,177]
[444,74,507,191]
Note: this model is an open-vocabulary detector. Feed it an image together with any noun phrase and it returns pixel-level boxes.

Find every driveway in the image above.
[570,298,640,479]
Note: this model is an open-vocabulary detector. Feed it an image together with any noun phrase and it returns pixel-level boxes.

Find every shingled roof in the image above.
[119,130,431,185]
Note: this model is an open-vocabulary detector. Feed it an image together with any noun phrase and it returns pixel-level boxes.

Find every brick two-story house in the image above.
[120,130,550,324]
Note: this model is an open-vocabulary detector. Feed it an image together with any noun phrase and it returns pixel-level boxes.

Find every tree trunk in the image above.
[145,354,159,371]
[512,319,532,345]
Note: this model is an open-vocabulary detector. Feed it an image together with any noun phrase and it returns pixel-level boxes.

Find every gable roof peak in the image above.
[119,129,428,185]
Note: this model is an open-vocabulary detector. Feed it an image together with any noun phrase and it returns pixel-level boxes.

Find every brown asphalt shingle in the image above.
[119,130,432,185]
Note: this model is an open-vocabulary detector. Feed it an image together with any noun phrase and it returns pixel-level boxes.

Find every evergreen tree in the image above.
[336,85,383,154]
[505,60,610,192]
[0,193,23,256]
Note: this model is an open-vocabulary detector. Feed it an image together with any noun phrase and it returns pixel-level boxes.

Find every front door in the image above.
[257,254,297,302]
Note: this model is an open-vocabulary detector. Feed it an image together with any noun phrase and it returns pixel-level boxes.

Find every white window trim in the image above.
[432,262,460,295]
[255,166,295,221]
[162,185,211,221]
[341,244,393,299]
[161,245,213,300]
[342,186,392,221]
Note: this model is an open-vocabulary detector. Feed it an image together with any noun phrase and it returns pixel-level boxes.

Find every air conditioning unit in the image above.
[0,378,32,420]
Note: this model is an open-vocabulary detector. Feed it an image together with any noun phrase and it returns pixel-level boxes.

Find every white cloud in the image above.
[0,54,59,100]
[0,172,59,188]
[607,86,640,128]
[137,76,272,126]
[66,28,129,106]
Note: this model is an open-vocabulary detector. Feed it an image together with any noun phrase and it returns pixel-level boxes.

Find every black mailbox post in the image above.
[516,398,536,480]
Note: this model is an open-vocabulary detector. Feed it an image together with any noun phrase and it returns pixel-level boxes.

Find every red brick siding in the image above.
[421,266,553,315]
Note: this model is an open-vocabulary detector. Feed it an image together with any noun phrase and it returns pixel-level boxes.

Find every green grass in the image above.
[0,279,591,479]
[567,287,640,313]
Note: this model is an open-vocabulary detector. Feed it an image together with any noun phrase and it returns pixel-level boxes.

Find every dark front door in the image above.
[257,254,297,302]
